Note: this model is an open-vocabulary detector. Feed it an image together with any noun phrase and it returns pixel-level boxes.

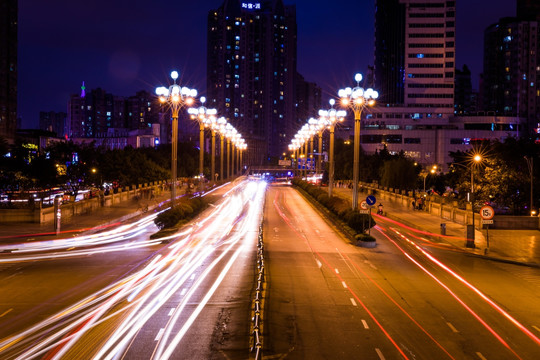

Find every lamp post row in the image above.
[288,73,378,210]
[156,70,246,208]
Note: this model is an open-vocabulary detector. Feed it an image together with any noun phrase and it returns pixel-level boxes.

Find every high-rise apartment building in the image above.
[517,0,540,21]
[0,0,18,143]
[67,84,160,139]
[207,0,297,165]
[375,0,456,113]
[39,111,67,138]
[482,17,539,135]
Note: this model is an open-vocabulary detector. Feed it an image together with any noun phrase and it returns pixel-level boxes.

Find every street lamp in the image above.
[204,111,220,185]
[319,99,346,197]
[217,117,227,182]
[338,73,379,210]
[187,97,217,189]
[156,70,197,207]
[468,154,483,248]
[422,165,437,193]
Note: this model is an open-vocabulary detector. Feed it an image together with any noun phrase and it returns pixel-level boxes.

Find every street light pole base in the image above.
[465,240,476,248]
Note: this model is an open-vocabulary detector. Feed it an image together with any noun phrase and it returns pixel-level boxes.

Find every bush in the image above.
[355,233,376,242]
[291,179,376,235]
[347,212,376,233]
[154,196,207,229]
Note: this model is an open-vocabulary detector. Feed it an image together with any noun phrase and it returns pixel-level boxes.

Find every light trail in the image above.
[385,225,540,348]
[273,189,411,360]
[0,179,267,360]
[376,226,526,359]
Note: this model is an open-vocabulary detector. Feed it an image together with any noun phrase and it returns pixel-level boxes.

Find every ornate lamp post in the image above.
[156,70,197,207]
[338,73,379,210]
[205,113,220,185]
[188,97,217,189]
[467,154,483,248]
[217,117,227,182]
[319,99,346,197]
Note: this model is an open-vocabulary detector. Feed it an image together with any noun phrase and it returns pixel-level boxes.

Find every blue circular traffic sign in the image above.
[366,195,377,206]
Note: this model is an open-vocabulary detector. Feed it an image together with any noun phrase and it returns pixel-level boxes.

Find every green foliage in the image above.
[355,233,376,242]
[380,156,417,190]
[291,178,376,234]
[154,196,207,229]
[448,139,540,214]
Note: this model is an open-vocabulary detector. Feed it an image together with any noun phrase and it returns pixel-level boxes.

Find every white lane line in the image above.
[335,268,339,274]
[446,322,459,333]
[350,298,357,306]
[361,320,369,329]
[190,273,195,280]
[155,328,165,341]
[315,259,322,268]
[180,288,187,296]
[341,281,347,288]
[375,348,386,360]
[476,352,487,360]
[0,308,13,317]
[533,325,540,332]
[168,308,175,316]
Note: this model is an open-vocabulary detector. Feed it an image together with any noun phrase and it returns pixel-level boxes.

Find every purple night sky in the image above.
[17,0,515,129]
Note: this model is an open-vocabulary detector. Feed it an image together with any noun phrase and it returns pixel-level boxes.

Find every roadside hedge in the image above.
[154,196,207,229]
[291,179,376,234]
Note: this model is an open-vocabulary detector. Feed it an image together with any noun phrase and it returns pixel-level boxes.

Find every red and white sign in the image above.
[480,205,495,220]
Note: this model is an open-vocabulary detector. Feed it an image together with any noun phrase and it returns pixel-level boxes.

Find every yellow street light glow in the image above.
[473,154,482,162]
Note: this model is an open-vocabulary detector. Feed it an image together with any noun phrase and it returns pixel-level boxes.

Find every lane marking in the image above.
[362,320,369,329]
[180,288,187,296]
[533,325,540,333]
[335,268,339,274]
[315,259,322,268]
[476,352,487,360]
[190,273,195,280]
[375,348,386,360]
[0,308,13,318]
[168,308,175,316]
[341,281,347,289]
[447,322,459,333]
[350,298,357,306]
[155,328,165,341]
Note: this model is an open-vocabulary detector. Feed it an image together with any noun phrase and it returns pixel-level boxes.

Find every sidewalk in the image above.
[0,190,173,243]
[332,187,540,267]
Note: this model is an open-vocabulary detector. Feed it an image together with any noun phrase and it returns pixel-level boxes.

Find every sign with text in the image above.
[480,205,495,220]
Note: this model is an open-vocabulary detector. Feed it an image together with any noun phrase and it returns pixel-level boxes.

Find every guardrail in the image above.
[250,221,265,359]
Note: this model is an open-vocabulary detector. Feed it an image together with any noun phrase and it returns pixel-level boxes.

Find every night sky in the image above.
[18,0,515,129]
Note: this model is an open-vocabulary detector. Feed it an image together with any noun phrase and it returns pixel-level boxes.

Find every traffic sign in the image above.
[360,201,368,210]
[366,195,377,206]
[359,210,369,214]
[481,219,494,225]
[480,205,495,220]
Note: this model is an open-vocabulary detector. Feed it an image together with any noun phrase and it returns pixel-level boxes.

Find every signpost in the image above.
[364,195,377,235]
[480,205,494,254]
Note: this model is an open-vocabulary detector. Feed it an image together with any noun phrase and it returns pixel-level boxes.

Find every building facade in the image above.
[364,0,525,170]
[39,111,67,138]
[0,0,18,143]
[482,17,540,137]
[375,0,456,113]
[67,84,161,147]
[207,0,297,165]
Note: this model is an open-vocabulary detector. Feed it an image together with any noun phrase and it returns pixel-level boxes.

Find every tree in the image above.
[380,156,417,190]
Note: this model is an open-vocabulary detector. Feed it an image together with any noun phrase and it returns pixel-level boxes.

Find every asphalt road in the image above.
[263,183,540,359]
[0,179,264,360]
[1,181,539,359]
